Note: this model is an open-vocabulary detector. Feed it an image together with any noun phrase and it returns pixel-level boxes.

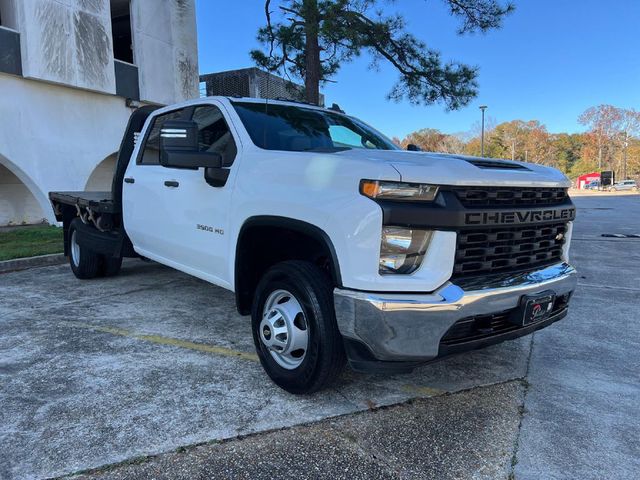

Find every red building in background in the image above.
[576,172,601,189]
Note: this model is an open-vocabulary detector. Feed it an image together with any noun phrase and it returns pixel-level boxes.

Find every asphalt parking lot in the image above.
[1,194,639,479]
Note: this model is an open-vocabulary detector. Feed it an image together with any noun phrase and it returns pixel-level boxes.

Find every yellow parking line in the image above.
[62,321,258,362]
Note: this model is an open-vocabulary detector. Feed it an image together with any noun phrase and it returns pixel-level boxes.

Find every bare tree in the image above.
[617,109,640,178]
[578,105,622,170]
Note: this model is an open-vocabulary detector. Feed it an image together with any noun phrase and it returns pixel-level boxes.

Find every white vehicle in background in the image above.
[49,97,578,394]
[609,180,638,191]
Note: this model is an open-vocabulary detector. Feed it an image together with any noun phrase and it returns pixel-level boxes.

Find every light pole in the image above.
[623,132,629,180]
[479,105,488,157]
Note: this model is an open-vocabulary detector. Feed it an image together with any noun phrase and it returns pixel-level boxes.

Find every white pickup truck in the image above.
[50,97,577,394]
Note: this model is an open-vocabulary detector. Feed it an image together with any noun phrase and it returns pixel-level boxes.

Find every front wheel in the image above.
[251,261,345,394]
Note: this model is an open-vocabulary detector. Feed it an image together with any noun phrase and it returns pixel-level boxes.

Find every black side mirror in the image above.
[406,143,422,152]
[159,120,222,169]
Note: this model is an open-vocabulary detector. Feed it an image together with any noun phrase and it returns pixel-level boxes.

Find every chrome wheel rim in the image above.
[71,230,80,266]
[260,289,309,370]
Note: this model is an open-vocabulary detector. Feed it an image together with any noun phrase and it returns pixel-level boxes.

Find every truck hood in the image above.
[338,149,571,187]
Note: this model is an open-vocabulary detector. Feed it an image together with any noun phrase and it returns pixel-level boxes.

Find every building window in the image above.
[0,0,18,30]
[110,0,133,64]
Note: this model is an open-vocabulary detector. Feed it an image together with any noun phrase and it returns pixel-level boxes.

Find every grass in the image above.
[0,225,64,261]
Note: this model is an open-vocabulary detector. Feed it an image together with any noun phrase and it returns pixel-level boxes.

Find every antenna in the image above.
[328,103,345,114]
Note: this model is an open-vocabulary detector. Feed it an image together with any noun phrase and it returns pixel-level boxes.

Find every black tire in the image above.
[68,218,100,279]
[251,261,346,394]
[99,255,123,277]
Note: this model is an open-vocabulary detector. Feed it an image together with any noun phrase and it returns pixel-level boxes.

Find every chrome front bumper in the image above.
[334,262,577,364]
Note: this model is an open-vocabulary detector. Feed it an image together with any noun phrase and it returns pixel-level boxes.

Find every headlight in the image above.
[360,180,439,202]
[379,227,433,274]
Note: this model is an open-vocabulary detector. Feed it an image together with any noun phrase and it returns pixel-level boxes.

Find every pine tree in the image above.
[251,0,514,106]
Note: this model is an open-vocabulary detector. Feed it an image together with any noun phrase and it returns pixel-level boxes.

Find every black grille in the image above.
[451,187,568,208]
[453,222,566,278]
[440,294,571,346]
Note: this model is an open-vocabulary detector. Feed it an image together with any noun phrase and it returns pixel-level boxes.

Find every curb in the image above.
[0,253,66,274]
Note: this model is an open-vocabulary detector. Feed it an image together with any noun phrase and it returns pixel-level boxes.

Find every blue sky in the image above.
[196,0,640,139]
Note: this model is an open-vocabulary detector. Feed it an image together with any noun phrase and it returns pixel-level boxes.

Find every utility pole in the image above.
[479,105,487,157]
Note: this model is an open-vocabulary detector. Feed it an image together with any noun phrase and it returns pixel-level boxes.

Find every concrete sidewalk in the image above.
[72,381,525,480]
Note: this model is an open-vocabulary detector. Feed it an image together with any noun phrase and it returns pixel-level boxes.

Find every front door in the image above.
[123,102,240,288]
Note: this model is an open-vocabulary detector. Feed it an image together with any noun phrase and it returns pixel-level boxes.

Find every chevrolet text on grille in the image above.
[464,208,576,226]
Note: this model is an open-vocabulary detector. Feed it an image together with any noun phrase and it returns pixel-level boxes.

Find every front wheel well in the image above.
[234,218,341,315]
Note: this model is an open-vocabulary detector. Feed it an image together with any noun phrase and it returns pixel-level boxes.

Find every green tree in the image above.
[491,120,527,160]
[464,135,501,158]
[551,133,584,174]
[251,0,514,106]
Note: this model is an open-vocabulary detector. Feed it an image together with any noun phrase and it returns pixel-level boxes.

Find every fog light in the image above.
[379,227,433,274]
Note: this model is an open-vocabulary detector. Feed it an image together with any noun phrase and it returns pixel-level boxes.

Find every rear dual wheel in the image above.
[100,256,123,277]
[251,260,345,394]
[68,218,122,279]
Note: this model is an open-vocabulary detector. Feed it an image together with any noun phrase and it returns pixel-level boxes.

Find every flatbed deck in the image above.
[49,191,118,214]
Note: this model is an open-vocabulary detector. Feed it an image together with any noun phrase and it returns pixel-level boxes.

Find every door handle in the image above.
[124,177,135,184]
[164,180,179,188]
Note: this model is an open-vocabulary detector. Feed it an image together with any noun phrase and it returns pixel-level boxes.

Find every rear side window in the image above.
[138,109,185,165]
[191,105,237,167]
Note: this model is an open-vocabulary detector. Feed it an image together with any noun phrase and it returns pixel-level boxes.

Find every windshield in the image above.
[232,101,398,152]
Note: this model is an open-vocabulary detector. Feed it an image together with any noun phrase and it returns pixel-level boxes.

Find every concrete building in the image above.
[0,0,199,225]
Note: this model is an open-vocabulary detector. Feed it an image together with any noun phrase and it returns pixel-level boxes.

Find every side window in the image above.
[138,109,185,165]
[191,105,237,167]
[329,125,364,148]
[329,125,377,149]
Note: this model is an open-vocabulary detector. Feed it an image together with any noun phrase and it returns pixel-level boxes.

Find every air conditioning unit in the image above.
[199,67,324,106]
